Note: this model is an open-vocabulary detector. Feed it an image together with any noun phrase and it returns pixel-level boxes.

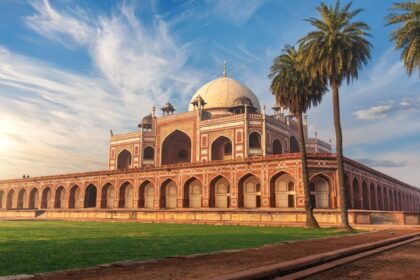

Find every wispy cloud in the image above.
[210,0,265,24]
[356,158,408,168]
[353,98,419,120]
[0,0,203,179]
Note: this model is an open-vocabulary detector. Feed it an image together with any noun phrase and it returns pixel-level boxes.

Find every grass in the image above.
[0,221,349,276]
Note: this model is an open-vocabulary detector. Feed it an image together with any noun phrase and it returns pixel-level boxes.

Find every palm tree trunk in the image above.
[331,80,352,230]
[297,112,319,228]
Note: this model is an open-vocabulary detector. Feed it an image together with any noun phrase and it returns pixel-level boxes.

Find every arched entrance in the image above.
[352,178,361,209]
[344,174,351,208]
[119,182,134,208]
[160,180,177,209]
[117,150,132,169]
[41,187,51,209]
[54,186,65,209]
[143,146,155,162]
[101,183,114,208]
[377,186,383,210]
[310,175,330,208]
[29,188,39,208]
[84,184,97,208]
[211,136,232,161]
[238,174,261,208]
[209,176,230,208]
[270,173,295,208]
[183,178,202,208]
[17,189,26,209]
[161,130,192,165]
[139,181,154,208]
[272,139,283,155]
[69,185,81,209]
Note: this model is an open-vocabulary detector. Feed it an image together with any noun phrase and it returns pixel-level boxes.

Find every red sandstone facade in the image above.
[0,74,419,225]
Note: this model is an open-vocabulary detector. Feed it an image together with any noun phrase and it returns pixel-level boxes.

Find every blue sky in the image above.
[0,0,419,186]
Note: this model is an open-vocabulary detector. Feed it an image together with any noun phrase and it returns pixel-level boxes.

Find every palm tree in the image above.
[386,1,420,76]
[269,45,327,228]
[298,1,372,230]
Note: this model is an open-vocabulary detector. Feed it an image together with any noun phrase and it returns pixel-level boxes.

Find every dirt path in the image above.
[305,239,420,280]
[31,229,419,280]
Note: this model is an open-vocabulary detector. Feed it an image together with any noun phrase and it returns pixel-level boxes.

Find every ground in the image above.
[306,239,420,280]
[0,221,345,276]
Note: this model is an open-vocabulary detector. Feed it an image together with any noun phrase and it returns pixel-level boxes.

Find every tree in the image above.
[386,1,420,76]
[298,1,372,230]
[269,45,327,228]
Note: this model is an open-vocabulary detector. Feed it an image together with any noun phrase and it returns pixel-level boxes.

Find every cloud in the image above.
[0,1,204,179]
[353,98,419,120]
[356,158,408,168]
[353,104,393,120]
[210,0,265,24]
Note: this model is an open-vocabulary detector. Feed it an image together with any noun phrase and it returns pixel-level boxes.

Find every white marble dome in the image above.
[188,76,261,112]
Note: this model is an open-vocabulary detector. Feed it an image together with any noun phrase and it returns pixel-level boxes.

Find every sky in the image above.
[0,0,419,186]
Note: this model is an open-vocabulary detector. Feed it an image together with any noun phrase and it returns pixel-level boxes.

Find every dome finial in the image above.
[223,61,227,77]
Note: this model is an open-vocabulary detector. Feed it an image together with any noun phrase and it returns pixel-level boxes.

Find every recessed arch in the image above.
[272,139,283,155]
[41,187,52,209]
[352,178,361,209]
[211,136,233,161]
[377,185,384,210]
[143,146,155,161]
[28,188,39,209]
[17,189,27,209]
[269,172,296,208]
[310,174,330,208]
[289,135,300,153]
[238,173,261,208]
[119,181,134,208]
[0,190,4,209]
[84,184,97,208]
[138,180,154,208]
[344,173,351,208]
[69,185,81,209]
[101,183,115,209]
[209,175,230,208]
[117,149,132,170]
[161,130,192,165]
[369,183,377,210]
[183,177,202,208]
[362,180,369,210]
[6,189,14,209]
[160,179,177,209]
[249,132,261,149]
[54,186,65,209]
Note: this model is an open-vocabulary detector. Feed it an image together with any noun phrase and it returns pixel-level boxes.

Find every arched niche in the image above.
[211,136,233,161]
[117,150,132,170]
[161,130,192,165]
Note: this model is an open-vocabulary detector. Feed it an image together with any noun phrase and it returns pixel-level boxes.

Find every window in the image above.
[224,142,232,155]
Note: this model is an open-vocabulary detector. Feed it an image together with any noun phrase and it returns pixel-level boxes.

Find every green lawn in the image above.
[0,221,348,276]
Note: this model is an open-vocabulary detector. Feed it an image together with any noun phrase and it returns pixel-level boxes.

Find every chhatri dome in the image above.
[188,62,261,113]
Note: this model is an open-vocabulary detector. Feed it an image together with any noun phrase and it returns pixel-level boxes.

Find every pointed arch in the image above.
[352,178,361,209]
[41,187,52,209]
[269,172,296,208]
[209,175,230,208]
[138,180,154,208]
[370,183,377,210]
[6,189,14,209]
[117,149,132,170]
[362,180,369,210]
[377,186,384,210]
[17,189,27,209]
[249,132,261,149]
[84,184,97,208]
[309,174,330,208]
[143,146,155,162]
[160,179,177,208]
[69,185,81,209]
[54,186,65,209]
[0,190,3,209]
[119,181,134,208]
[101,183,115,209]
[161,130,192,165]
[238,173,261,208]
[211,136,233,161]
[272,139,283,155]
[183,177,202,208]
[344,173,351,208]
[29,188,39,209]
